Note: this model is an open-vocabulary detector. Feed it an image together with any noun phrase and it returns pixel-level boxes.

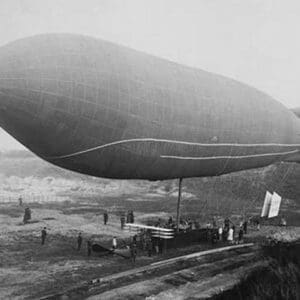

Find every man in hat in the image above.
[41,227,47,245]
[77,232,82,251]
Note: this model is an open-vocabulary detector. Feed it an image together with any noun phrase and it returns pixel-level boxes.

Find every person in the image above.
[103,211,108,225]
[194,221,200,229]
[256,220,260,230]
[18,196,23,206]
[146,238,153,257]
[222,226,228,242]
[167,216,173,226]
[141,231,147,250]
[41,227,47,245]
[112,236,117,250]
[232,225,236,244]
[87,239,92,256]
[218,226,223,241]
[131,211,135,223]
[187,218,193,230]
[155,219,161,227]
[280,216,287,227]
[227,226,234,244]
[238,228,244,244]
[120,213,126,229]
[130,241,137,263]
[23,207,31,224]
[224,218,230,231]
[212,217,217,228]
[206,228,212,242]
[154,239,160,254]
[126,211,131,223]
[243,220,248,234]
[132,234,137,244]
[212,230,218,244]
[77,232,82,251]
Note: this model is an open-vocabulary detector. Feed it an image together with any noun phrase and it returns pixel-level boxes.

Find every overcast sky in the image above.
[0,0,300,150]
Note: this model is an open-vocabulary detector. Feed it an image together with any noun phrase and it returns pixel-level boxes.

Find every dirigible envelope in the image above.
[0,34,299,180]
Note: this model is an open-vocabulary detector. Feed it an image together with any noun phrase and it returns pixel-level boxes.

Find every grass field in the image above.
[0,150,299,298]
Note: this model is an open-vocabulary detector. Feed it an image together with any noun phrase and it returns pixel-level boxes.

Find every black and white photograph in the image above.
[0,1,299,299]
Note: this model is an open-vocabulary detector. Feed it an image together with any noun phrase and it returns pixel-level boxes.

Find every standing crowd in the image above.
[22,194,252,266]
[215,217,248,244]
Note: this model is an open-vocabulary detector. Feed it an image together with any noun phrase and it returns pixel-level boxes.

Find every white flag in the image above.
[261,191,272,217]
[268,192,282,218]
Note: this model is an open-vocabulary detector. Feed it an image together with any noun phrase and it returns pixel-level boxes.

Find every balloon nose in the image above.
[0,42,46,155]
[0,35,84,158]
[0,84,41,153]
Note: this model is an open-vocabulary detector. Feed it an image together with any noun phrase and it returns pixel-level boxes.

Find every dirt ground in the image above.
[1,199,299,300]
[0,201,135,299]
[0,200,210,299]
[0,153,299,299]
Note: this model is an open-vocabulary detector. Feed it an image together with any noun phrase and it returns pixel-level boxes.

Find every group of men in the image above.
[154,216,200,231]
[215,218,248,244]
[103,210,135,229]
[34,196,251,264]
[40,229,93,257]
[38,210,137,260]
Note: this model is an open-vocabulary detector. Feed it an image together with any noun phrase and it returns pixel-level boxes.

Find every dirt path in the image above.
[0,203,133,299]
[0,203,216,299]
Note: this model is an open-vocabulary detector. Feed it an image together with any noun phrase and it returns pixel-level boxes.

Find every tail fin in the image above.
[291,107,300,118]
[284,152,300,163]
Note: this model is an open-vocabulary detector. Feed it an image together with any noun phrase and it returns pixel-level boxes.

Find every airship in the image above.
[0,34,299,180]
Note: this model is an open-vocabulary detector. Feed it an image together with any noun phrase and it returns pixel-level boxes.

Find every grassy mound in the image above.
[213,241,300,300]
